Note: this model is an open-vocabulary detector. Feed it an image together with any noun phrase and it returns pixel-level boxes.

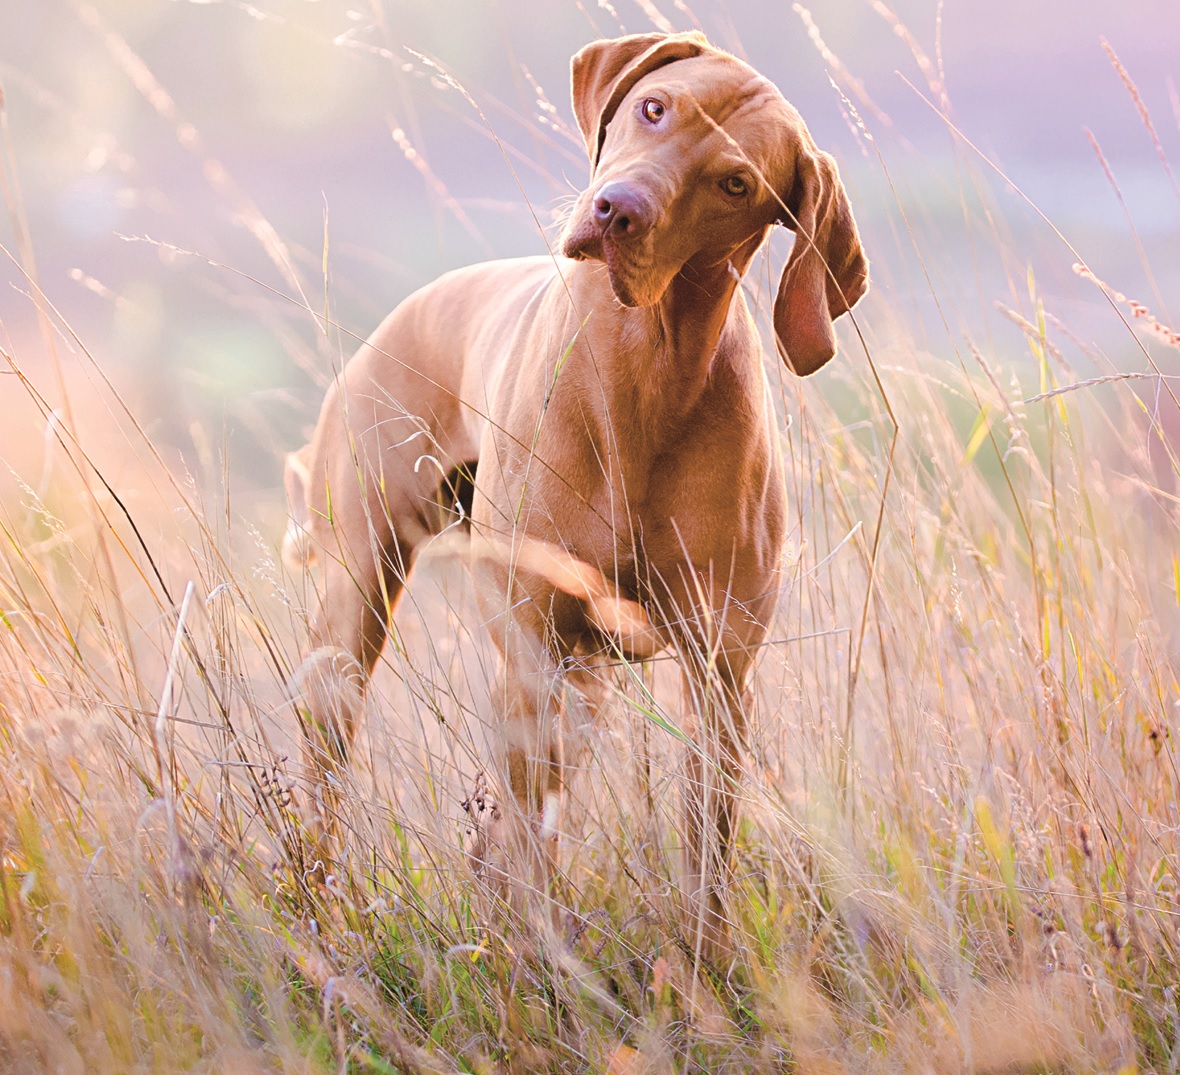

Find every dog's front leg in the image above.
[502,615,565,867]
[486,613,565,891]
[468,563,571,937]
[680,658,751,966]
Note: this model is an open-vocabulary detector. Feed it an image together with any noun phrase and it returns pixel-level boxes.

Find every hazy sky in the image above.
[1,0,1177,484]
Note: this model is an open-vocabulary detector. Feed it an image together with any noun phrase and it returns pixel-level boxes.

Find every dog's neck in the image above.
[608,228,771,437]
[660,231,768,361]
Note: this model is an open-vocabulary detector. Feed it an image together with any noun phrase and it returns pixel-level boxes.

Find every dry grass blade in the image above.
[69,1,315,319]
[1101,36,1180,206]
[0,7,1176,1073]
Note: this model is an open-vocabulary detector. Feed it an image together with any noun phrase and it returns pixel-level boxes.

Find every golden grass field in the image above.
[1,6,1178,1074]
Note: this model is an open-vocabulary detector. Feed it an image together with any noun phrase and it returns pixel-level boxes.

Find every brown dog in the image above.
[285,31,867,953]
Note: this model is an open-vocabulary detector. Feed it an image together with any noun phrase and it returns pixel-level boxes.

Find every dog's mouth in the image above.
[561,209,603,263]
[562,218,659,308]
[601,240,651,307]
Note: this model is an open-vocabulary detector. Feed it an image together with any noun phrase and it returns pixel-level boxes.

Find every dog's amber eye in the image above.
[640,98,665,123]
[723,176,748,197]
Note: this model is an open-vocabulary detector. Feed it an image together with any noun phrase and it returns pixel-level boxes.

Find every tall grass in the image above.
[1,8,1178,1075]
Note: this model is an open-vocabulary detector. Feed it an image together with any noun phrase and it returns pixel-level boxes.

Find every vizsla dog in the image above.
[286,31,867,953]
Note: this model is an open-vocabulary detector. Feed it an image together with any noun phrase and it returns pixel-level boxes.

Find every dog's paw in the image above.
[297,783,341,883]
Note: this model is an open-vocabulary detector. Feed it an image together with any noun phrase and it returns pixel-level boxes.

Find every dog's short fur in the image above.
[286,31,867,953]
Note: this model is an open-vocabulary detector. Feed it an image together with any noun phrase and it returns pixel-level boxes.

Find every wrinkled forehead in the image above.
[620,54,802,172]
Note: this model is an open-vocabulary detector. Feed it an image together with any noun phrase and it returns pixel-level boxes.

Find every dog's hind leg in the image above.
[290,339,470,857]
[291,458,418,861]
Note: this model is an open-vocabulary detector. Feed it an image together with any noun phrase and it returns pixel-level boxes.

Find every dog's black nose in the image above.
[593,181,653,239]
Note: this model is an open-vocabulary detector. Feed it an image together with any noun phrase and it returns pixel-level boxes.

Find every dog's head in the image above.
[561,32,868,375]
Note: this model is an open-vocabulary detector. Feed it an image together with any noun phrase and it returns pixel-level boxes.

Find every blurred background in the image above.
[1,0,1178,525]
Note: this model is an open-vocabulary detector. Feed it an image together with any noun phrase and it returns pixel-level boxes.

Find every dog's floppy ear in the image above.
[570,32,708,167]
[774,140,868,376]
